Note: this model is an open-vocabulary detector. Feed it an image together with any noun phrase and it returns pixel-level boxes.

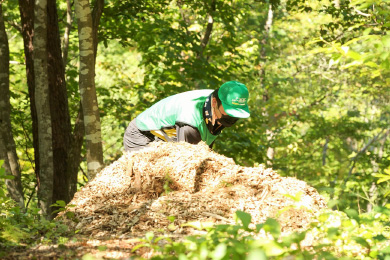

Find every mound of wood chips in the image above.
[58,141,327,238]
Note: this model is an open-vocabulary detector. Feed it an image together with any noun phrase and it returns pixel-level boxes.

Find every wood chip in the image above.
[57,142,327,238]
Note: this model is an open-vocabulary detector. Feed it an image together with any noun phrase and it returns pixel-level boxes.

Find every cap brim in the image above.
[222,102,250,118]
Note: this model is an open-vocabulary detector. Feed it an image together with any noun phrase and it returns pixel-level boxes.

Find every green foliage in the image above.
[51,200,76,220]
[375,167,390,197]
[2,0,390,255]
[0,165,71,248]
[133,209,390,259]
[163,173,174,195]
[96,41,145,163]
[0,161,17,245]
[101,0,268,97]
[0,202,71,247]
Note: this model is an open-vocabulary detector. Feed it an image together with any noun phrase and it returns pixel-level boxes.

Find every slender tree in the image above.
[62,0,73,66]
[18,0,39,185]
[33,0,54,217]
[67,104,85,197]
[91,0,104,61]
[61,0,86,198]
[197,0,215,59]
[259,4,275,167]
[0,4,25,209]
[75,0,104,179]
[66,0,105,193]
[47,0,73,205]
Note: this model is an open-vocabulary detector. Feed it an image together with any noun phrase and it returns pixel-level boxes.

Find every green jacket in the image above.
[135,90,218,145]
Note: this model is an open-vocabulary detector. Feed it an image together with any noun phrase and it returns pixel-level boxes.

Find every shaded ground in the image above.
[2,142,327,259]
[1,237,139,259]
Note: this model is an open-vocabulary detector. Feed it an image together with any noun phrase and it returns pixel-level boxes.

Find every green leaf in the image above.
[0,160,4,174]
[380,246,390,254]
[347,50,362,61]
[168,216,176,222]
[82,253,97,260]
[131,243,149,252]
[345,209,360,221]
[167,223,176,231]
[235,211,251,229]
[178,254,188,260]
[283,191,303,202]
[247,249,267,260]
[327,200,339,209]
[374,173,390,184]
[373,234,387,242]
[211,243,227,260]
[381,59,390,70]
[382,35,390,48]
[363,28,372,36]
[380,52,389,61]
[183,221,214,231]
[154,236,172,244]
[98,245,107,251]
[348,151,357,159]
[51,200,66,208]
[263,218,281,239]
[327,227,339,238]
[199,243,208,259]
[353,237,370,248]
[145,231,154,242]
[1,175,15,180]
[255,223,263,233]
[365,61,378,68]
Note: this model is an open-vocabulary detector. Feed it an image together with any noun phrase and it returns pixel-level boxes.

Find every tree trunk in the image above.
[59,0,89,202]
[75,0,104,179]
[91,0,104,61]
[323,137,329,166]
[34,0,54,218]
[18,0,40,187]
[68,104,85,197]
[0,5,25,209]
[197,0,215,59]
[47,0,73,206]
[62,0,73,66]
[259,4,274,167]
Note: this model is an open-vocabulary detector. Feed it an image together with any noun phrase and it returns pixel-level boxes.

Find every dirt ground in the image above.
[2,142,327,259]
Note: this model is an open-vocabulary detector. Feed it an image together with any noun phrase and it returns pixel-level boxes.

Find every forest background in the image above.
[0,0,390,258]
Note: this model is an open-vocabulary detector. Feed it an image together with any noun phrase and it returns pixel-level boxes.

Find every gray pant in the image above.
[123,118,203,152]
[123,119,156,152]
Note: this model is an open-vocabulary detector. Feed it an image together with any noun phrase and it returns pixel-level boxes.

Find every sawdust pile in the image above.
[58,142,327,238]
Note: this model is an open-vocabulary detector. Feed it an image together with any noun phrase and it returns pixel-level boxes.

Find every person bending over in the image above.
[123,81,250,152]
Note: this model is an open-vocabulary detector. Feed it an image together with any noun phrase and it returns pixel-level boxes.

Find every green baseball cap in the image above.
[218,81,250,118]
